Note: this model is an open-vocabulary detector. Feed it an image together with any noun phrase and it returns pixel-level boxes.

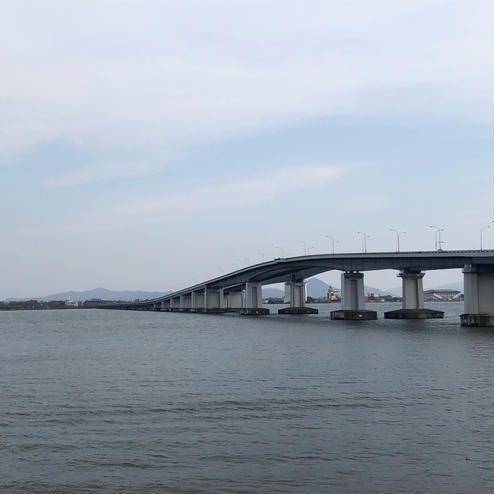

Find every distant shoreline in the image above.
[1,300,463,311]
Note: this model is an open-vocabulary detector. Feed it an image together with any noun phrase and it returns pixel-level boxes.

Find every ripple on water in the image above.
[0,305,492,494]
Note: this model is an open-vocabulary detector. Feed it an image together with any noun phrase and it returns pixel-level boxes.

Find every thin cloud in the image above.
[0,1,491,154]
[45,161,156,187]
[18,164,341,237]
[344,195,391,213]
[119,165,341,217]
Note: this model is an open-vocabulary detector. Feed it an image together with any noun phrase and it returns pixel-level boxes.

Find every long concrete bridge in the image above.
[105,250,494,327]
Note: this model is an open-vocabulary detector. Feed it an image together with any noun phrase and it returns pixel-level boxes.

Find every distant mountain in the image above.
[262,287,284,298]
[262,279,332,299]
[6,277,410,303]
[262,278,392,300]
[385,286,402,297]
[363,285,393,296]
[307,278,331,298]
[307,277,392,297]
[4,287,172,302]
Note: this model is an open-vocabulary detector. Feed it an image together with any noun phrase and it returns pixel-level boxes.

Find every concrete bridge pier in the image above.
[384,270,443,319]
[241,282,269,315]
[279,281,318,314]
[160,299,171,311]
[225,291,244,311]
[179,294,192,312]
[461,264,494,327]
[219,288,226,309]
[331,271,377,320]
[191,290,205,312]
[205,288,228,313]
[170,297,180,312]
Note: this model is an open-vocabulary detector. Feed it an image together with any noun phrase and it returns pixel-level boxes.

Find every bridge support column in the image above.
[205,289,227,313]
[384,270,443,319]
[225,291,244,311]
[461,264,494,327]
[219,288,227,309]
[191,290,205,312]
[170,297,180,311]
[279,281,318,314]
[160,299,171,311]
[241,282,269,315]
[331,271,377,320]
[179,294,192,312]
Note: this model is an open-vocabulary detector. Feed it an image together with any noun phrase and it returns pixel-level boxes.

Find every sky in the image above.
[0,0,492,298]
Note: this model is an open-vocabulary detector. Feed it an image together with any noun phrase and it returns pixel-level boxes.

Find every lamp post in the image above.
[275,246,283,258]
[325,235,339,254]
[357,232,370,254]
[307,245,316,255]
[429,226,444,251]
[389,229,406,252]
[298,240,307,256]
[257,252,265,262]
[480,225,490,251]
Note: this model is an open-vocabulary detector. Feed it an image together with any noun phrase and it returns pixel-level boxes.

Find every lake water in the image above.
[1,303,492,493]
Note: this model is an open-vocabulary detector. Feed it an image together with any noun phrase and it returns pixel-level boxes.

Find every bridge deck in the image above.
[103,250,493,309]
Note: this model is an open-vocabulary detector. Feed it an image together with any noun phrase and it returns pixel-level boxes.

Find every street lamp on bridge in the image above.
[298,240,307,256]
[480,225,491,251]
[389,229,406,252]
[429,226,444,251]
[325,235,339,254]
[357,232,370,254]
[275,246,284,258]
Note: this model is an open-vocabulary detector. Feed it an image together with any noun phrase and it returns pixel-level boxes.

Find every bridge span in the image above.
[105,250,494,327]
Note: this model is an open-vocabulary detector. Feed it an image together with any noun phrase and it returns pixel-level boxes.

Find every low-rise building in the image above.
[424,289,462,301]
[327,286,341,301]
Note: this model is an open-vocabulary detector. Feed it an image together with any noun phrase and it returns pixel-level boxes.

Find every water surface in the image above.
[1,303,492,493]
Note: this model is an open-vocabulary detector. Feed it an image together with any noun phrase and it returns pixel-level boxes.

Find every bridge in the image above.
[105,250,494,327]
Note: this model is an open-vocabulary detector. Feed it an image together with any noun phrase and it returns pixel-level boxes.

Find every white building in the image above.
[423,289,462,301]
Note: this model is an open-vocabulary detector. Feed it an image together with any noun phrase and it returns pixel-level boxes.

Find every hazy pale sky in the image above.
[1,0,492,298]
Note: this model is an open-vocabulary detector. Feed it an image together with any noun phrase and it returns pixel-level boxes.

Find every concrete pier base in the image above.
[460,313,494,327]
[384,308,444,319]
[205,308,229,314]
[189,308,228,314]
[283,281,312,314]
[336,272,375,320]
[330,309,377,320]
[385,270,444,320]
[278,307,318,315]
[190,308,229,313]
[461,265,494,327]
[238,307,269,316]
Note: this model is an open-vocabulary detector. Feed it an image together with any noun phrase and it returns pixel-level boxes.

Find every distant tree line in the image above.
[0,300,68,310]
[0,299,127,310]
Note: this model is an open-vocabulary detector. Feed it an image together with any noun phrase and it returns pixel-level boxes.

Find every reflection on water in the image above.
[0,303,492,494]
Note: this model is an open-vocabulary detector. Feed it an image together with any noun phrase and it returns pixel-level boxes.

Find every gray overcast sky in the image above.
[0,0,492,298]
